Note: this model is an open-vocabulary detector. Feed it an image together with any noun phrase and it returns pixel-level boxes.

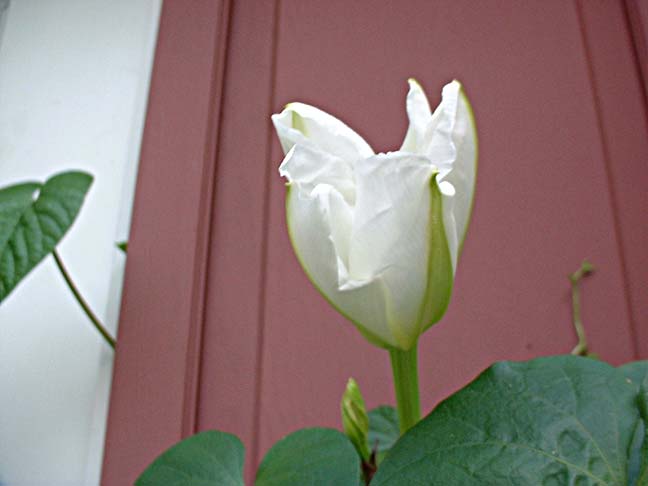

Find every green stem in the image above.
[570,280,587,356]
[569,260,594,357]
[389,345,421,434]
[53,250,116,350]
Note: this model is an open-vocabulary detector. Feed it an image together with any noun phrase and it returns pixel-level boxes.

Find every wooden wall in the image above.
[102,1,648,484]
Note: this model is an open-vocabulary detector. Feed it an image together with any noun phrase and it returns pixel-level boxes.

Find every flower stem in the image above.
[389,345,421,434]
[53,250,116,350]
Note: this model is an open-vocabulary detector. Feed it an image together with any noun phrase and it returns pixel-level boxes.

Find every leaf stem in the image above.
[569,260,594,357]
[389,345,421,434]
[53,250,116,350]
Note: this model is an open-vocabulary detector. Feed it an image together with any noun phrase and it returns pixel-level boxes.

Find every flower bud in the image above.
[272,79,477,350]
[340,378,370,461]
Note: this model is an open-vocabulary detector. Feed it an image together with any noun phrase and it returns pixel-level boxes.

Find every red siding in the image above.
[624,0,648,104]
[101,0,231,482]
[103,1,648,484]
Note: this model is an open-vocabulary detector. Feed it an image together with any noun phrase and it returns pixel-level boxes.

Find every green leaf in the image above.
[372,355,642,486]
[135,430,245,486]
[116,241,128,253]
[620,361,648,486]
[367,406,399,464]
[255,428,361,486]
[0,171,92,303]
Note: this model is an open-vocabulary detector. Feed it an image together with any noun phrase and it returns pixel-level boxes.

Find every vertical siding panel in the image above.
[101,1,230,484]
[258,0,636,464]
[577,0,648,358]
[195,1,278,483]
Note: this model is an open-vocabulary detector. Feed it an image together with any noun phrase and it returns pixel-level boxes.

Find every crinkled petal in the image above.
[404,80,478,270]
[439,83,478,267]
[347,153,453,349]
[418,81,461,172]
[400,78,433,153]
[279,144,355,204]
[285,181,396,348]
[272,102,374,160]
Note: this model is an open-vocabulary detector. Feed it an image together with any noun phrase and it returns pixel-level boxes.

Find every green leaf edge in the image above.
[0,170,93,303]
[255,427,361,486]
[135,430,245,486]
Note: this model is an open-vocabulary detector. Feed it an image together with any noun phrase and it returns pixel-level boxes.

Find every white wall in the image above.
[0,1,161,484]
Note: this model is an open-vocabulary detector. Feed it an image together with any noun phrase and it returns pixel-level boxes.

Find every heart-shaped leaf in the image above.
[367,406,399,465]
[135,430,245,486]
[0,171,92,303]
[372,355,642,485]
[620,361,648,486]
[255,428,360,486]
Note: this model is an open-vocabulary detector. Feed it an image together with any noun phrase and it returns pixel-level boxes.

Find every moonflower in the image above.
[272,79,477,351]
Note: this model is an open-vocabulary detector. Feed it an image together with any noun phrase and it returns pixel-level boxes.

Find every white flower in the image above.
[272,79,477,350]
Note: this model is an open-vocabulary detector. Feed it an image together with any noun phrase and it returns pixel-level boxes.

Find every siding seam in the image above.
[573,0,640,359]
[251,0,283,472]
[621,0,648,119]
[182,0,235,437]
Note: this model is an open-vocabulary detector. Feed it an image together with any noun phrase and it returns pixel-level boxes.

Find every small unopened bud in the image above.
[580,260,595,275]
[341,378,370,460]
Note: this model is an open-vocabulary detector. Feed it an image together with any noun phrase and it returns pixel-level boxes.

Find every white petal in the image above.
[413,80,478,270]
[347,152,453,349]
[400,78,433,153]
[437,82,478,267]
[309,184,353,272]
[286,182,396,349]
[271,102,374,160]
[438,181,458,274]
[418,81,460,174]
[279,144,355,204]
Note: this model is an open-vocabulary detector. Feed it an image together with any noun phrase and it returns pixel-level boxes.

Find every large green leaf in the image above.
[372,355,642,486]
[0,171,92,303]
[135,431,245,486]
[620,361,648,486]
[367,406,399,465]
[255,428,361,486]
